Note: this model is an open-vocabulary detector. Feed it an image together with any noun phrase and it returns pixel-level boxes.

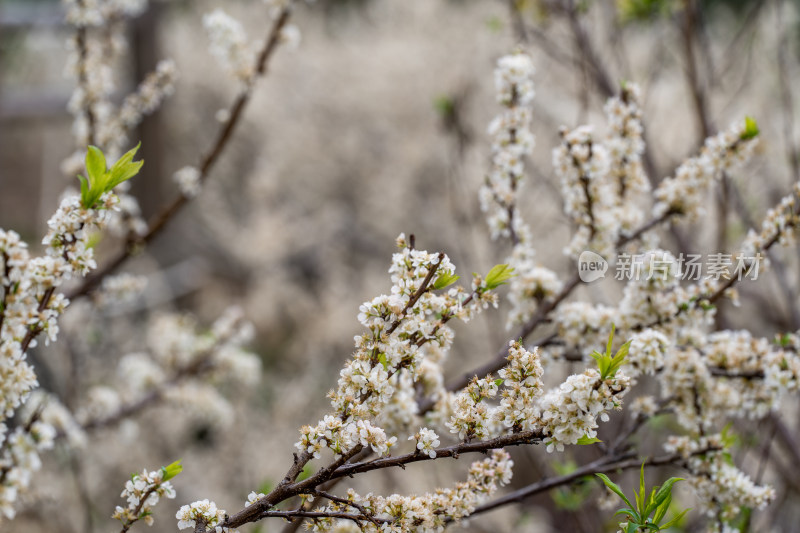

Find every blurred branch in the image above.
[775,0,800,184]
[66,5,294,301]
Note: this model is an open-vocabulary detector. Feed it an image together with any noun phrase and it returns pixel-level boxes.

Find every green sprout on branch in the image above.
[597,464,688,533]
[740,116,759,141]
[160,459,183,481]
[78,143,143,209]
[591,325,631,380]
[479,263,515,291]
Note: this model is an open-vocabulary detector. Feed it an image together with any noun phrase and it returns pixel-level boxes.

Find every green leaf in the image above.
[592,326,631,380]
[433,272,460,290]
[652,493,672,524]
[483,264,515,290]
[740,116,760,141]
[434,95,455,118]
[86,145,107,181]
[606,323,616,356]
[660,508,690,529]
[614,508,639,521]
[377,353,389,371]
[596,473,635,510]
[77,143,143,208]
[653,477,683,508]
[577,434,602,445]
[160,459,183,481]
[106,142,144,189]
[626,522,640,533]
[637,463,646,514]
[494,378,504,387]
[78,175,91,208]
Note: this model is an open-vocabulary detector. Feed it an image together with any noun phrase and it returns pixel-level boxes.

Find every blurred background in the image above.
[2,0,800,531]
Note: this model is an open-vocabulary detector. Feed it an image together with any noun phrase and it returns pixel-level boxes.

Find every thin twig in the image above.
[66,6,294,301]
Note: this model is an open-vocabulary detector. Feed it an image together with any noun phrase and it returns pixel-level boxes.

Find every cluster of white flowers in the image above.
[653,119,759,219]
[203,9,260,84]
[625,328,669,377]
[177,499,236,532]
[0,422,55,519]
[112,466,177,528]
[550,84,650,260]
[173,166,203,198]
[496,341,545,430]
[446,376,500,441]
[297,418,398,458]
[478,54,566,331]
[114,59,178,148]
[437,339,629,455]
[479,51,535,243]
[0,183,122,518]
[77,307,259,429]
[408,427,440,458]
[554,124,617,258]
[538,368,630,452]
[296,235,499,464]
[64,0,147,27]
[660,329,800,433]
[93,272,148,308]
[665,435,775,520]
[603,83,649,236]
[505,245,563,329]
[740,182,800,270]
[306,450,513,532]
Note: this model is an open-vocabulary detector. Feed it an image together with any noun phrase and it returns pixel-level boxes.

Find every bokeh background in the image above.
[2,0,800,531]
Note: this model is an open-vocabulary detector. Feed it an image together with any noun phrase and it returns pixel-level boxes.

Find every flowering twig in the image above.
[66,4,294,302]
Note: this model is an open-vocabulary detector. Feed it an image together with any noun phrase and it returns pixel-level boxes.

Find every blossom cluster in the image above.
[176,499,235,532]
[296,236,498,463]
[64,0,147,27]
[305,450,514,532]
[112,467,177,528]
[203,9,259,84]
[478,54,564,330]
[439,340,629,453]
[0,185,122,517]
[77,306,260,429]
[479,51,535,243]
[653,119,759,219]
[665,435,775,520]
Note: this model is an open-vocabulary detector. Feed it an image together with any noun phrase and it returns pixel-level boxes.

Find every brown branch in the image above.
[465,446,719,518]
[321,429,545,483]
[66,5,294,302]
[260,509,390,524]
[75,18,96,146]
[311,489,381,527]
[119,485,159,533]
[680,0,712,140]
[221,429,545,530]
[385,252,445,337]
